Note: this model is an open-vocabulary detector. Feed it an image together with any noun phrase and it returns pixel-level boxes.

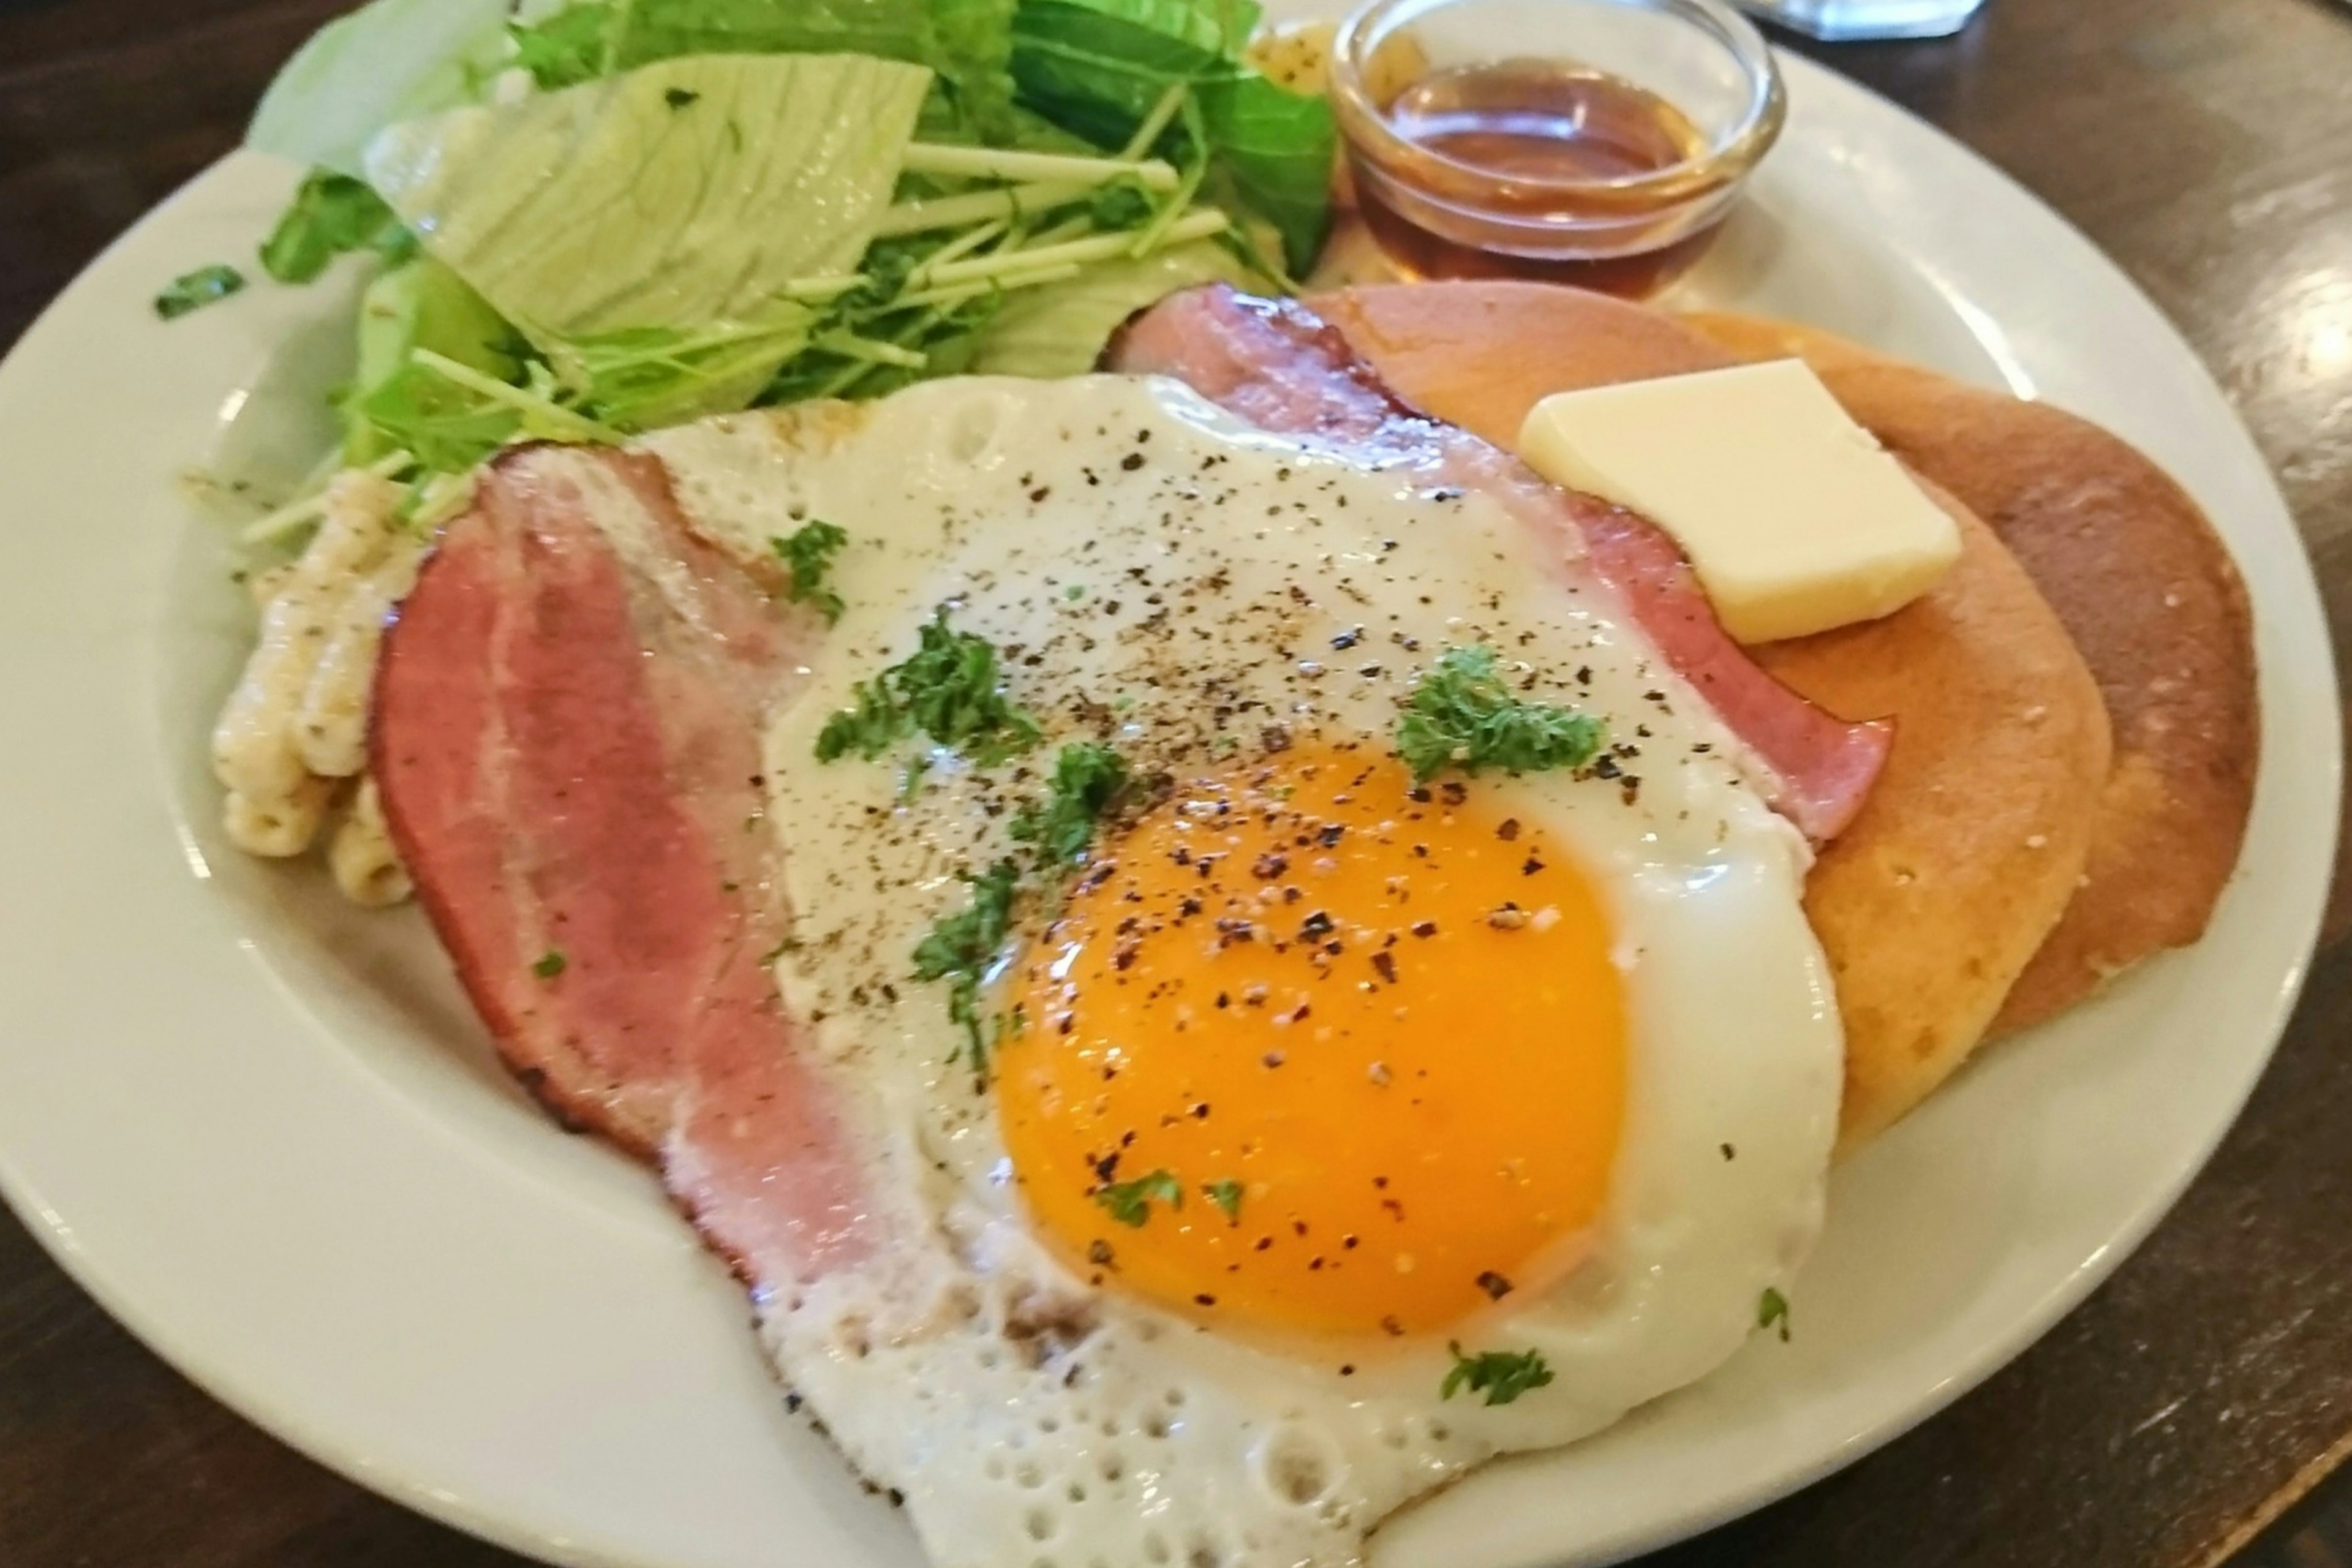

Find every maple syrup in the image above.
[1345,57,1738,298]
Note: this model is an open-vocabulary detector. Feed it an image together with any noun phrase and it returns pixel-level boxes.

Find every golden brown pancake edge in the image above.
[1310,281,2113,1145]
[1679,309,2261,1033]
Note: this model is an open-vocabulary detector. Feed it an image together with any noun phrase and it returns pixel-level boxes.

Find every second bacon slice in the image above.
[1107,285,1891,841]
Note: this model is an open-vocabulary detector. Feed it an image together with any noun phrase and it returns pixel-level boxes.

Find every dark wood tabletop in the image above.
[4,0,2350,1563]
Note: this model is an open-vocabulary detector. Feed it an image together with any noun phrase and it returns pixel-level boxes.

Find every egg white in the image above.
[634,375,1841,1568]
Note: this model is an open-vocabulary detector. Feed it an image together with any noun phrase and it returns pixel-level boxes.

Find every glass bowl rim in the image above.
[1328,0,1790,202]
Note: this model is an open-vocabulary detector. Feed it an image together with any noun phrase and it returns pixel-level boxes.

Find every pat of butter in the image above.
[1517,359,1962,644]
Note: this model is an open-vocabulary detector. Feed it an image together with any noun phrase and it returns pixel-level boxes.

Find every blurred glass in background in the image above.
[1735,0,1987,39]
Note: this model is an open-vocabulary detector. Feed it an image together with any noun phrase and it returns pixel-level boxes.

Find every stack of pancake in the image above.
[1309,282,2258,1147]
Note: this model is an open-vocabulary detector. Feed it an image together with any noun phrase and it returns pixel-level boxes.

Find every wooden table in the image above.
[2,0,2348,1562]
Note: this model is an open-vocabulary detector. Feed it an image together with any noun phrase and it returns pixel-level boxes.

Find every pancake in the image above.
[1681,310,2260,1032]
[1314,281,2113,1144]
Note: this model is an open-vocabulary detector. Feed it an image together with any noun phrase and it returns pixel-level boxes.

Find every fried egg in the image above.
[643,374,1841,1568]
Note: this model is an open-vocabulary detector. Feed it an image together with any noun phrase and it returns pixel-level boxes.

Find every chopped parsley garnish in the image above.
[1096,1169,1183,1227]
[1759,1286,1791,1341]
[1395,646,1604,785]
[911,859,1021,1068]
[1011,743,1130,866]
[1440,1343,1555,1406]
[532,950,568,979]
[1204,1178,1245,1221]
[154,265,246,320]
[773,519,848,624]
[815,609,1040,766]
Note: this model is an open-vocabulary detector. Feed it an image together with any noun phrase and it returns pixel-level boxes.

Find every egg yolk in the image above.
[994,742,1626,1340]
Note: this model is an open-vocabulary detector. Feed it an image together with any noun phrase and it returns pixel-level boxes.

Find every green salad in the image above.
[221,0,1332,533]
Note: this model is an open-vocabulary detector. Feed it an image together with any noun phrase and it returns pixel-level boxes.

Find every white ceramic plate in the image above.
[0,46,2335,1568]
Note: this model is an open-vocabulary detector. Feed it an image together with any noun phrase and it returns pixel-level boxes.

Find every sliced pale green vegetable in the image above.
[969,238,1257,376]
[247,0,514,178]
[365,53,934,337]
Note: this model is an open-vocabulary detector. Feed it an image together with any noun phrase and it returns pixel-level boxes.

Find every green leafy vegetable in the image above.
[1395,646,1605,785]
[1010,742,1129,865]
[1197,74,1335,274]
[154,265,246,320]
[1007,0,1332,270]
[1441,1343,1555,1406]
[260,171,410,284]
[342,257,521,463]
[774,519,851,622]
[815,609,1041,766]
[1204,1178,1243,1219]
[365,53,932,338]
[508,2,614,90]
[1096,1168,1183,1226]
[510,0,1021,135]
[970,239,1257,375]
[232,0,1326,508]
[1759,1287,1790,1340]
[556,309,820,430]
[912,858,1022,1065]
[247,0,513,176]
[342,362,520,473]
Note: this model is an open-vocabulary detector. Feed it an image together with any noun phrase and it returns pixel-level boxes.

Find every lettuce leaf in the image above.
[247,0,514,178]
[510,0,1021,135]
[968,239,1259,377]
[365,53,933,336]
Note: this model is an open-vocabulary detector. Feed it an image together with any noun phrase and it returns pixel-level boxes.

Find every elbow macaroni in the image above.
[330,776,413,905]
[295,543,421,779]
[215,468,419,901]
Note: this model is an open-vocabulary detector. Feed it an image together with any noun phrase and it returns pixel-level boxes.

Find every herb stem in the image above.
[900,143,1181,192]
[1131,155,1211,260]
[872,179,1101,238]
[814,330,928,369]
[409,349,625,444]
[1120,83,1191,159]
[888,263,1082,313]
[237,448,416,548]
[919,208,1228,286]
[1018,214,1096,251]
[919,217,1012,272]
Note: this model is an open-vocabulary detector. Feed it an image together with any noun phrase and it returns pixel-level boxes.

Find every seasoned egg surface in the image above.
[639,375,1840,1568]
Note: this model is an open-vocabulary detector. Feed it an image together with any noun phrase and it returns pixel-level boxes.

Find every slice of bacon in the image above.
[1107,285,1891,841]
[371,444,874,1286]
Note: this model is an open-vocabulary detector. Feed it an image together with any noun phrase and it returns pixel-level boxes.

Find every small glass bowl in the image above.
[1329,0,1787,296]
